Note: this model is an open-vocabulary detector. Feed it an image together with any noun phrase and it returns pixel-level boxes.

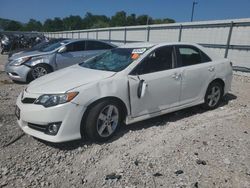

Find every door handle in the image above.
[208,66,215,72]
[172,73,181,80]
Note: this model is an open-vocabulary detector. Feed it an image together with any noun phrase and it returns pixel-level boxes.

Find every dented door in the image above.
[128,69,181,118]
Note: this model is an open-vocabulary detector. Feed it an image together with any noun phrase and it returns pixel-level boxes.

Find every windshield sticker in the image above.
[131,53,140,60]
[132,48,146,54]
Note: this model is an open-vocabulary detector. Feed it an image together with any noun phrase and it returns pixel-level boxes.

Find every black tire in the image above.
[29,64,52,81]
[203,82,223,110]
[83,100,122,142]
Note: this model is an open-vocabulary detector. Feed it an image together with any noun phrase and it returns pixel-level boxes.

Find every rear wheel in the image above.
[203,82,223,110]
[30,64,52,81]
[84,100,121,142]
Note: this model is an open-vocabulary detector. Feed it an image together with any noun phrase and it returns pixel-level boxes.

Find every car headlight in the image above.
[9,57,31,66]
[34,92,78,107]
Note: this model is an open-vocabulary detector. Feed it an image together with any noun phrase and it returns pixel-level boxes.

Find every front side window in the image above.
[80,48,148,72]
[131,46,174,75]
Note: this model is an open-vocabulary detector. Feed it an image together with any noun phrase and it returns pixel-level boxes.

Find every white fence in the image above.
[45,18,250,69]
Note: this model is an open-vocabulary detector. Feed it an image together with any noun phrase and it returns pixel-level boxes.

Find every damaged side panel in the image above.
[73,75,131,118]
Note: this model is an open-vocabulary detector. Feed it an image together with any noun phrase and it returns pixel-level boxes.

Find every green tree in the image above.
[63,15,83,30]
[83,12,110,29]
[136,15,153,25]
[126,14,136,26]
[91,20,110,29]
[44,17,64,31]
[111,11,127,26]
[23,19,42,31]
[43,19,54,31]
[53,17,64,31]
[5,20,23,31]
[153,18,175,24]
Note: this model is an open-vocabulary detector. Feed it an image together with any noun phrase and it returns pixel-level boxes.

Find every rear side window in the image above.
[177,46,211,67]
[86,41,114,50]
[66,41,85,52]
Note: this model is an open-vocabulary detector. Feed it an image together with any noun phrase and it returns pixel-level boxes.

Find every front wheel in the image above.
[203,82,223,110]
[84,100,122,142]
[30,64,52,81]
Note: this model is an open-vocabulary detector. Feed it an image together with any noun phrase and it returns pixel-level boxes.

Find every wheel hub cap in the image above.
[32,67,47,78]
[207,86,221,107]
[97,105,119,137]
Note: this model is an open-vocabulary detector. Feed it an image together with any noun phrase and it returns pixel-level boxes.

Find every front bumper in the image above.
[5,62,31,82]
[16,91,86,143]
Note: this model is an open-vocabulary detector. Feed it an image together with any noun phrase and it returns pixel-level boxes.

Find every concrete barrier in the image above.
[44,18,250,69]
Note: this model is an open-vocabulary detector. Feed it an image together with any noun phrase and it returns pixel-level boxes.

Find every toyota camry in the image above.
[15,42,232,143]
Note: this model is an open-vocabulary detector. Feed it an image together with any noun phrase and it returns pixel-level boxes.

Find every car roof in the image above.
[118,42,218,60]
[61,38,117,47]
[119,42,207,48]
[119,42,156,49]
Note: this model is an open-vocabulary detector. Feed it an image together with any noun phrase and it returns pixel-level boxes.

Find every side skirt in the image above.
[125,100,204,125]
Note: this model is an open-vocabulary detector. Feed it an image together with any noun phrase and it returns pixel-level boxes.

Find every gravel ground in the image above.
[0,54,249,188]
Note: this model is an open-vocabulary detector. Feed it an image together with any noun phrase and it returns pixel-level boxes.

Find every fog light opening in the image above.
[46,122,61,135]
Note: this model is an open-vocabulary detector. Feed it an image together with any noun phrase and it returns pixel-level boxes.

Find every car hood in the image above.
[9,50,52,61]
[27,65,116,94]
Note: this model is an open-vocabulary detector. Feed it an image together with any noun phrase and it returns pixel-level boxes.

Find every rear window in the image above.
[86,41,114,50]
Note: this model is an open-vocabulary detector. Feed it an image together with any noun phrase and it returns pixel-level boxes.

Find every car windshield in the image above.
[33,40,58,50]
[39,41,67,52]
[80,48,147,72]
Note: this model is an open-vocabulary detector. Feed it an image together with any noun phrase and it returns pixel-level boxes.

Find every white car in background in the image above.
[15,42,233,143]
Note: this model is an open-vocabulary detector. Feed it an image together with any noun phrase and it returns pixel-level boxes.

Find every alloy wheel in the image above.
[96,105,119,137]
[32,66,47,79]
[207,85,221,107]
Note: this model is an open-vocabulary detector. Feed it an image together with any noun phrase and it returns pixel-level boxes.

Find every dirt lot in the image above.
[0,54,249,188]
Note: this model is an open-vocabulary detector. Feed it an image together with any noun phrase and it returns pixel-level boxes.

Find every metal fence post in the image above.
[124,28,127,44]
[178,24,183,42]
[78,31,80,39]
[146,26,150,42]
[224,21,234,58]
[96,30,98,40]
[87,31,89,39]
[109,29,111,42]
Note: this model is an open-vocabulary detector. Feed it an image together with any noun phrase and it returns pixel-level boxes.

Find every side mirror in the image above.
[137,79,147,98]
[58,46,66,53]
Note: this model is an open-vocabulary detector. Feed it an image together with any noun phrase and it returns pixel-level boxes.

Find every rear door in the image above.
[176,45,215,105]
[84,41,114,60]
[128,45,182,117]
[56,41,86,69]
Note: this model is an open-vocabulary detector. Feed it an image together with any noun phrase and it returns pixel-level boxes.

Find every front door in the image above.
[128,46,182,118]
[56,41,86,69]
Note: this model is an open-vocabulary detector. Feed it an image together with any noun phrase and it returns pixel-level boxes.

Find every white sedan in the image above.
[15,42,233,143]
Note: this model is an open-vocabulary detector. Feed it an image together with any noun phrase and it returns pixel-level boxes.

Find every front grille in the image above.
[22,98,36,104]
[27,123,47,132]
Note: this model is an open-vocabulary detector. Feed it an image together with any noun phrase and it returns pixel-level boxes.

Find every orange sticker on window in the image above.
[131,53,140,60]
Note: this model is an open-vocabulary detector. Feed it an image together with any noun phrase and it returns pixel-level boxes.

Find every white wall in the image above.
[45,18,250,69]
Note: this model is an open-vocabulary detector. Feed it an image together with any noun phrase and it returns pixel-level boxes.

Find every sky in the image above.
[0,0,250,23]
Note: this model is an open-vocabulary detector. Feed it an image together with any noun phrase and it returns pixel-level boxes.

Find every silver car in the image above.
[5,39,116,82]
